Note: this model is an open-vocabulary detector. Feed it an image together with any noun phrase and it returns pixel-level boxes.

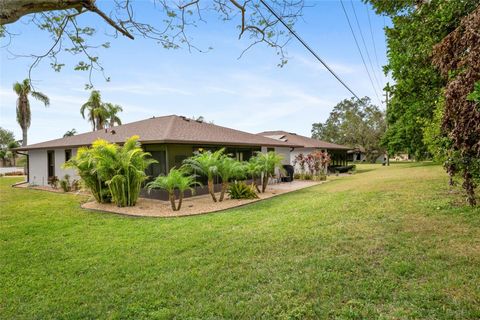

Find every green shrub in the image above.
[59,179,70,192]
[293,173,301,180]
[64,136,156,206]
[48,176,59,189]
[228,181,258,199]
[303,173,313,180]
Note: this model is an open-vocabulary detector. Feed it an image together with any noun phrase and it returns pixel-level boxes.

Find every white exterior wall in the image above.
[28,148,78,186]
[261,146,293,176]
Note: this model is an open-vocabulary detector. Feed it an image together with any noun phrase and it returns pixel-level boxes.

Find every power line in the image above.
[349,0,383,100]
[259,0,361,101]
[365,4,384,82]
[339,0,382,106]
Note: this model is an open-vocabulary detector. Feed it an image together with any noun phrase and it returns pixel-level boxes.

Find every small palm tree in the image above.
[146,168,199,211]
[183,148,224,202]
[81,90,108,131]
[13,79,50,146]
[217,156,245,201]
[63,128,77,137]
[244,157,262,192]
[104,103,123,127]
[254,151,285,193]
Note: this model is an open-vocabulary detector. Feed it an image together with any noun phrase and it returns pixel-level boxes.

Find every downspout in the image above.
[15,150,29,183]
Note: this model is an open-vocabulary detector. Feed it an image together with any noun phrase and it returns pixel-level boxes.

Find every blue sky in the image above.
[0,0,390,144]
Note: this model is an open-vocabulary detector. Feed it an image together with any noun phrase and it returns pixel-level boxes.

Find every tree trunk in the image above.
[169,192,177,211]
[463,169,477,206]
[208,179,217,202]
[261,172,268,193]
[22,128,27,146]
[177,192,184,211]
[219,181,228,202]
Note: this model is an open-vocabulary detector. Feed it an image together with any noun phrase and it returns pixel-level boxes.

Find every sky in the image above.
[0,0,390,145]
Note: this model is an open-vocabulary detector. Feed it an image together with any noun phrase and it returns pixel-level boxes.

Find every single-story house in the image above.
[347,146,367,162]
[16,115,301,194]
[257,130,350,173]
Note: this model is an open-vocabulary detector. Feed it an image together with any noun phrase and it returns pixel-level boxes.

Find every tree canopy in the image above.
[311,96,386,162]
[366,0,479,159]
[1,0,304,89]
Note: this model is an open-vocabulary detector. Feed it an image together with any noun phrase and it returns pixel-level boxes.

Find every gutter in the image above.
[15,150,29,183]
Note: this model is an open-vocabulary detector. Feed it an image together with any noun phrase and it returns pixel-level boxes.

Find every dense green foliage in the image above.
[12,79,49,146]
[311,97,385,162]
[146,168,199,211]
[1,164,479,318]
[0,127,19,167]
[183,149,224,202]
[64,136,155,206]
[366,0,478,159]
[252,151,285,193]
[227,181,259,200]
[217,155,246,202]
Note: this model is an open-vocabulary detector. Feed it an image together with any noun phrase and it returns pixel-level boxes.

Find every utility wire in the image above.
[339,0,382,106]
[259,0,361,101]
[349,0,383,101]
[365,5,384,82]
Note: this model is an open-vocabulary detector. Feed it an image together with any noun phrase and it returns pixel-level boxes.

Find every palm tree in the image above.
[80,90,108,131]
[146,168,199,211]
[104,103,123,127]
[217,155,245,201]
[13,79,50,146]
[183,148,224,202]
[7,141,19,166]
[253,151,285,193]
[244,157,262,192]
[63,128,77,138]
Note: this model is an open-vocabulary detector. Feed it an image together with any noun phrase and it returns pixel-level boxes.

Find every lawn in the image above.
[1,163,479,319]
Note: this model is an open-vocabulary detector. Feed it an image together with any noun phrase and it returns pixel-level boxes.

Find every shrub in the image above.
[64,136,156,206]
[146,168,199,211]
[303,173,313,180]
[4,171,24,176]
[228,181,258,200]
[48,176,59,189]
[59,174,72,192]
[293,173,301,180]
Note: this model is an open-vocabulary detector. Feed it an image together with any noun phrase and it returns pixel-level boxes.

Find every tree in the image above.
[366,0,478,159]
[63,128,77,137]
[311,97,386,162]
[80,90,107,131]
[183,149,224,202]
[252,151,284,193]
[146,168,199,211]
[0,127,15,149]
[12,79,50,146]
[431,6,480,206]
[1,1,304,89]
[7,141,20,166]
[104,103,123,128]
[217,155,245,202]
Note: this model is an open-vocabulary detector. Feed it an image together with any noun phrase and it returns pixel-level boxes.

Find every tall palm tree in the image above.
[80,90,108,131]
[104,103,123,127]
[13,79,50,146]
[63,128,77,138]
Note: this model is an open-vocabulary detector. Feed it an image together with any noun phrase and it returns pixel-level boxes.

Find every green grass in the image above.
[1,163,479,319]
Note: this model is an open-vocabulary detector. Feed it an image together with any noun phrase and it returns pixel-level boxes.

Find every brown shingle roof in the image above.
[258,130,350,150]
[17,115,301,151]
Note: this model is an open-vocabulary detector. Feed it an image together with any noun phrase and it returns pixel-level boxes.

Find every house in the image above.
[257,131,350,173]
[16,115,301,189]
[347,146,366,162]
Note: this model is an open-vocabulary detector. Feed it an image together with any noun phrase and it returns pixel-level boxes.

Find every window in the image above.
[65,149,72,162]
[267,147,275,153]
[47,150,55,178]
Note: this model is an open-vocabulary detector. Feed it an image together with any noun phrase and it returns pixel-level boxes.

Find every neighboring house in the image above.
[16,115,301,188]
[257,131,350,173]
[347,146,367,162]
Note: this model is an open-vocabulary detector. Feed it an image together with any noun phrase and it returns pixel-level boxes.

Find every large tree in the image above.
[12,79,50,146]
[311,97,386,162]
[366,0,479,159]
[0,0,304,88]
[0,127,15,149]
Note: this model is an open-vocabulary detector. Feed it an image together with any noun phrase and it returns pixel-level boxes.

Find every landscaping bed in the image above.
[82,180,322,217]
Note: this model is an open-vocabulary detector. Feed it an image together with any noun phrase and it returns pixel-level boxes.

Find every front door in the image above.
[47,150,55,178]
